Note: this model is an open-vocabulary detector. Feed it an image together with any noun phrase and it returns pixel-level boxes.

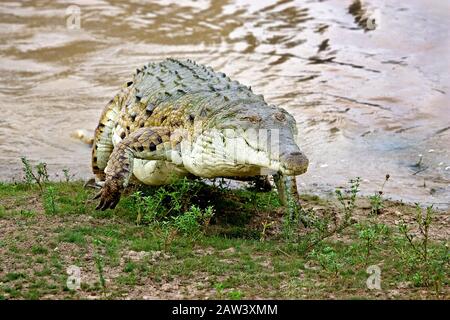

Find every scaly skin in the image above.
[92,58,309,213]
[94,127,171,210]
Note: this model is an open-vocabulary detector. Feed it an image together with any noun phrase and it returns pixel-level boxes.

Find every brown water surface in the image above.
[0,0,449,207]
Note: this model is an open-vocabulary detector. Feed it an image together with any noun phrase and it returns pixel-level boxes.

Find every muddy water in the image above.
[0,0,449,207]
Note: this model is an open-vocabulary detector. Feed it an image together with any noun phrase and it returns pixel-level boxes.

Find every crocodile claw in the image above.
[94,180,122,210]
[84,178,104,189]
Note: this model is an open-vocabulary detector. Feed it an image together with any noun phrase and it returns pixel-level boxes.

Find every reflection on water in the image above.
[0,0,449,207]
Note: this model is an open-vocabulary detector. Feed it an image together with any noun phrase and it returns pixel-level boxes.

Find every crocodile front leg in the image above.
[95,127,172,210]
[273,173,305,225]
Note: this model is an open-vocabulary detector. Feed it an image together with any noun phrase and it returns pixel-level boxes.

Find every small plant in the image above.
[296,178,361,254]
[173,206,202,235]
[20,157,49,191]
[228,290,244,300]
[0,206,6,219]
[95,254,106,289]
[399,204,433,264]
[20,210,35,218]
[357,223,388,264]
[260,220,275,242]
[335,177,360,223]
[214,282,225,298]
[201,206,215,228]
[124,261,136,273]
[128,177,205,224]
[93,239,106,290]
[43,186,58,215]
[172,205,215,236]
[369,193,383,216]
[358,227,376,263]
[128,179,216,237]
[161,224,177,251]
[397,204,448,291]
[131,191,145,225]
[369,174,390,215]
[62,169,71,182]
[309,245,342,277]
[36,162,49,182]
[282,197,303,240]
[21,157,34,185]
[165,177,203,215]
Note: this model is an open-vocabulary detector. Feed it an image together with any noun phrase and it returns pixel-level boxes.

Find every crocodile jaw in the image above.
[179,129,308,178]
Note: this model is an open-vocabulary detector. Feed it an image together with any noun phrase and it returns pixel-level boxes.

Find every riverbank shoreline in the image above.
[0,180,448,300]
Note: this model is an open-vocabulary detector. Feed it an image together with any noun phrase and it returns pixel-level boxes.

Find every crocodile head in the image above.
[180,102,309,178]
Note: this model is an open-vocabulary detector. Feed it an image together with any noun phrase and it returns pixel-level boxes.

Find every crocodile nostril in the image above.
[274,112,286,122]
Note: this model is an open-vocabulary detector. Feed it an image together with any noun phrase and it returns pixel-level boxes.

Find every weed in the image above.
[281,198,302,240]
[0,206,6,218]
[95,255,106,289]
[369,174,390,215]
[335,177,360,222]
[172,205,215,237]
[43,186,58,215]
[62,169,71,182]
[357,223,388,264]
[309,245,342,277]
[128,179,215,239]
[160,224,178,251]
[172,206,201,235]
[124,261,136,273]
[131,191,145,225]
[58,230,85,245]
[399,205,433,263]
[4,272,26,282]
[36,163,49,183]
[397,205,448,291]
[228,290,244,300]
[369,194,383,216]
[20,210,35,218]
[260,220,275,242]
[21,157,35,185]
[20,157,49,191]
[214,282,225,298]
[128,178,205,224]
[295,178,361,254]
[93,239,106,290]
[31,245,48,255]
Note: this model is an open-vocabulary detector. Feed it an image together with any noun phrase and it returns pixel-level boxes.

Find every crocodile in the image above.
[92,58,309,211]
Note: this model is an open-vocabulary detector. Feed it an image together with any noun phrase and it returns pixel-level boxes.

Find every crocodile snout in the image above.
[279,151,309,175]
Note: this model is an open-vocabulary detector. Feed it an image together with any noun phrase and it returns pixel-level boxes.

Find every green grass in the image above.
[0,177,448,300]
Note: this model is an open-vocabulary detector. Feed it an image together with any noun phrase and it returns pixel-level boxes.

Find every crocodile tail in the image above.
[92,83,132,181]
[71,129,94,145]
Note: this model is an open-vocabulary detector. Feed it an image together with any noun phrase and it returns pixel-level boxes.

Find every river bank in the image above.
[0,179,448,300]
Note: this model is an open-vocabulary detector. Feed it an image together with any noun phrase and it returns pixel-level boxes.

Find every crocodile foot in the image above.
[94,179,122,210]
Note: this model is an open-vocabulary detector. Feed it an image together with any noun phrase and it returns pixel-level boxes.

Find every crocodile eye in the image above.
[241,115,262,123]
[274,112,286,122]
